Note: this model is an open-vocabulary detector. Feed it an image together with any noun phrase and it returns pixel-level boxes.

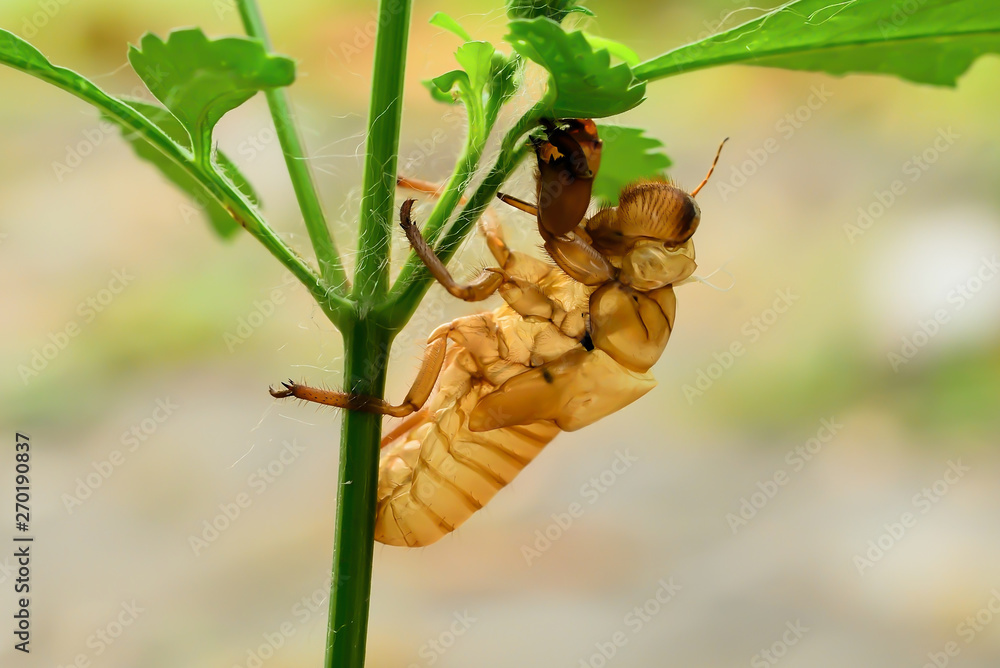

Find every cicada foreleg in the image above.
[496,192,615,287]
[495,192,538,217]
[399,199,505,302]
[269,331,448,418]
[398,175,511,267]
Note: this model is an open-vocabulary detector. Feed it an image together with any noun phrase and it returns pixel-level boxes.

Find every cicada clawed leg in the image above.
[496,192,614,286]
[543,235,616,286]
[396,176,445,197]
[269,334,448,418]
[399,199,505,302]
[496,192,538,217]
[398,175,511,266]
[379,407,429,449]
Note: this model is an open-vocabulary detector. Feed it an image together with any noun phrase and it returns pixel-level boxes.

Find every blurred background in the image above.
[2,0,999,666]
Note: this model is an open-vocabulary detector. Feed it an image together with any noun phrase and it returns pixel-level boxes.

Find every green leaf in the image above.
[423,34,520,146]
[429,11,472,41]
[0,29,327,305]
[455,41,496,97]
[425,69,468,103]
[422,11,522,129]
[425,42,498,102]
[592,125,672,205]
[0,28,258,240]
[427,41,498,113]
[0,29,219,220]
[485,51,521,125]
[110,100,257,239]
[504,18,645,118]
[633,0,1000,87]
[127,28,295,161]
[583,33,640,67]
[0,29,171,140]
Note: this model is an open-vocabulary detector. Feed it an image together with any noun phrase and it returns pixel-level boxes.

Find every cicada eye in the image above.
[671,193,701,245]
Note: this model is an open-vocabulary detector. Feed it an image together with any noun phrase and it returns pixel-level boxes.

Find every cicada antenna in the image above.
[690,137,729,198]
[678,261,736,292]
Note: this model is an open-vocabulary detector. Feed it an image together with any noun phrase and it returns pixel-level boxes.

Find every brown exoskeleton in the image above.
[271,119,725,546]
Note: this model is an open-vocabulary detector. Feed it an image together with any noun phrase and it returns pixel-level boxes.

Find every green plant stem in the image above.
[325,317,391,668]
[399,57,523,265]
[324,0,411,666]
[235,0,349,293]
[416,132,485,248]
[352,0,413,308]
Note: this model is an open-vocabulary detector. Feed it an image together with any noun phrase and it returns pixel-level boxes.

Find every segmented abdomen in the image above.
[375,341,562,547]
[374,247,598,547]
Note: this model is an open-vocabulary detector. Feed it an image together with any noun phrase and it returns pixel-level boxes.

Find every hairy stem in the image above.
[413,128,486,249]
[325,0,412,666]
[325,319,391,668]
[236,0,349,294]
[352,0,413,308]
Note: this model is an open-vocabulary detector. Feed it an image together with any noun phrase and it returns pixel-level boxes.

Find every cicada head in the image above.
[532,118,603,239]
[583,138,728,288]
[586,181,701,252]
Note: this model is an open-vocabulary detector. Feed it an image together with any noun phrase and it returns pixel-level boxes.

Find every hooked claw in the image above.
[268,379,296,399]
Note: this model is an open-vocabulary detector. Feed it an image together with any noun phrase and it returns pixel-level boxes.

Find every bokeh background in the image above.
[2,0,999,666]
